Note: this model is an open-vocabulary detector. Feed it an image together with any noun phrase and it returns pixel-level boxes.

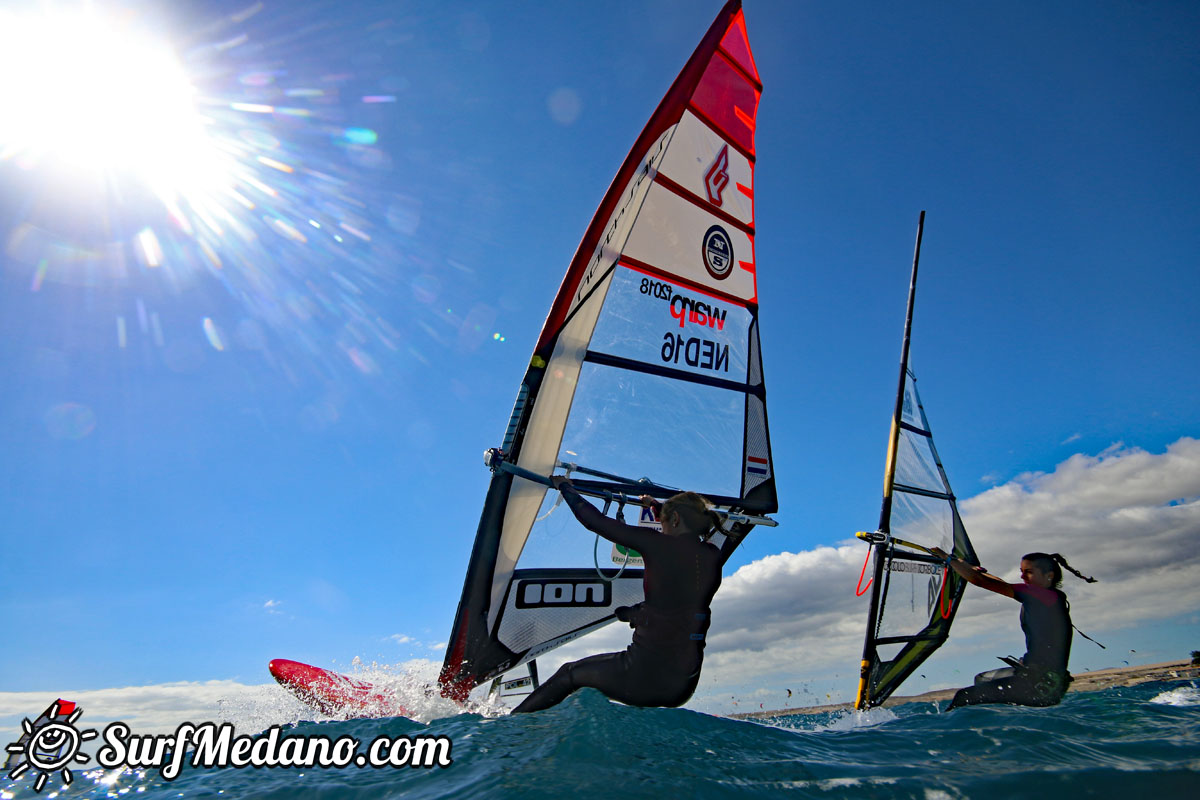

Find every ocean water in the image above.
[4,682,1197,799]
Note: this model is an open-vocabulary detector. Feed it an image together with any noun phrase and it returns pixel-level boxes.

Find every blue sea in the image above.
[4,682,1197,799]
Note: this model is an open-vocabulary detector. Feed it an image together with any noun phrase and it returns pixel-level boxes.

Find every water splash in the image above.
[1149,684,1200,706]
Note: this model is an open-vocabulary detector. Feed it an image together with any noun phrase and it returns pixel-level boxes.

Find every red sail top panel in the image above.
[534,0,750,356]
[718,9,760,87]
[690,53,760,157]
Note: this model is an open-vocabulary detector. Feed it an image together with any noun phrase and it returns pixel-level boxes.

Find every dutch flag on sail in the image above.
[746,456,768,475]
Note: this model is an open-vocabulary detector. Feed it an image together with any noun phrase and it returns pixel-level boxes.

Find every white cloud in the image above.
[955,438,1200,633]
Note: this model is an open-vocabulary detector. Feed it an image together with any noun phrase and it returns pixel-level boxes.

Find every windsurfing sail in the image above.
[440,0,775,701]
[854,212,980,710]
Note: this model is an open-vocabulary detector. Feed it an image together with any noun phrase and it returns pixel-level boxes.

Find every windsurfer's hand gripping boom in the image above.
[929,547,1006,596]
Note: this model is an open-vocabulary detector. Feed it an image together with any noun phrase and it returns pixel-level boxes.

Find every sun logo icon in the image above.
[4,700,98,793]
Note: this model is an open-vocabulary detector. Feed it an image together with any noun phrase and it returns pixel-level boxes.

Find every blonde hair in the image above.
[661,492,721,539]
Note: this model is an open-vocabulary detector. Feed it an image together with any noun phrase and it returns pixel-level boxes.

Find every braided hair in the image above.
[1022,552,1098,589]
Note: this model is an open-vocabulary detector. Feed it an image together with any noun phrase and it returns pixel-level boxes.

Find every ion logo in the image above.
[704,144,730,206]
[702,225,734,280]
[516,579,611,608]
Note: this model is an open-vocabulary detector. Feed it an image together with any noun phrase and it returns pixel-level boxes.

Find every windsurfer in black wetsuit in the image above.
[930,548,1096,709]
[512,476,723,713]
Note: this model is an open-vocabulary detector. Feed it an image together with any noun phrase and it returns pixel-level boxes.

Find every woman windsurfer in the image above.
[511,476,723,713]
[930,548,1096,709]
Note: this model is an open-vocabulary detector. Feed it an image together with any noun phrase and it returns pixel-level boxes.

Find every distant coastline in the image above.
[730,660,1200,719]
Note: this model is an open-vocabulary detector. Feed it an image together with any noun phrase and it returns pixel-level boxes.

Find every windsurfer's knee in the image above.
[555,662,579,689]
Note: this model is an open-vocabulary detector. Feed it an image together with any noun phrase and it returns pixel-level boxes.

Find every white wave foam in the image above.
[757,705,900,734]
[823,706,899,731]
[1148,685,1200,706]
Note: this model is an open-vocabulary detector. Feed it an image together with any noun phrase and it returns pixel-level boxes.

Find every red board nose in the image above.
[268,658,303,684]
[267,657,412,719]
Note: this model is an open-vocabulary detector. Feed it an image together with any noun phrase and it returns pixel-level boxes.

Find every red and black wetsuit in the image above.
[949,583,1073,709]
[512,486,722,713]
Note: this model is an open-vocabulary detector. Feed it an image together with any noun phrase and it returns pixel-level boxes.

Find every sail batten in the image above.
[654,173,756,236]
[440,0,774,701]
[583,351,760,395]
[893,483,954,501]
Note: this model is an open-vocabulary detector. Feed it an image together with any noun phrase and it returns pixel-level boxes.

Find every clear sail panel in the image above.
[517,362,746,571]
[876,553,950,640]
[895,427,944,494]
[877,492,954,639]
[891,489,955,550]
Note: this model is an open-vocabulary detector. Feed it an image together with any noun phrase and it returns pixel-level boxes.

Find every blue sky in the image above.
[1,0,1198,725]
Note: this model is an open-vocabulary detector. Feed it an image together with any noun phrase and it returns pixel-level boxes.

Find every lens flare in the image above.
[1,3,492,392]
[43,403,97,440]
[0,8,235,205]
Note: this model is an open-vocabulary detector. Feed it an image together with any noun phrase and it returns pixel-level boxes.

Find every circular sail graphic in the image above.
[702,225,734,279]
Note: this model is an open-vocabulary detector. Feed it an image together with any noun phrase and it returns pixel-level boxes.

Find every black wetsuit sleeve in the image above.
[559,484,662,554]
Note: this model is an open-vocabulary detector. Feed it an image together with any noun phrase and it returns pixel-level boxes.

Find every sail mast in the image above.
[854,210,926,710]
[880,210,925,533]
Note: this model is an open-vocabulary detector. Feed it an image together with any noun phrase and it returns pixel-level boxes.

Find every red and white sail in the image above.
[441,0,774,702]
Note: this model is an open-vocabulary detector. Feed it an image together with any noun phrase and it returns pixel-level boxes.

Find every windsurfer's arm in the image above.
[930,547,1015,599]
[551,476,657,550]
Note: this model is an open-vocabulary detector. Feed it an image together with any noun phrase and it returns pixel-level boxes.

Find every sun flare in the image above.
[0,7,234,207]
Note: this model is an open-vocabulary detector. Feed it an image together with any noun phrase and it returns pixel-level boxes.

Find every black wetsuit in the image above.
[949,583,1073,709]
[512,486,722,713]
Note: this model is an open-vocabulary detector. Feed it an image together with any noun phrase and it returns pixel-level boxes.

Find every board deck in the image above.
[268,658,411,719]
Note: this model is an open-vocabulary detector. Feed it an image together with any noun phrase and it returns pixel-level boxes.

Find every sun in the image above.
[0,3,415,382]
[0,4,235,211]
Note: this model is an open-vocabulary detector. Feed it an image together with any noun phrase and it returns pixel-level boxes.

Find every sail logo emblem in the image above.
[704,144,730,206]
[927,573,944,616]
[516,579,611,609]
[702,225,734,280]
